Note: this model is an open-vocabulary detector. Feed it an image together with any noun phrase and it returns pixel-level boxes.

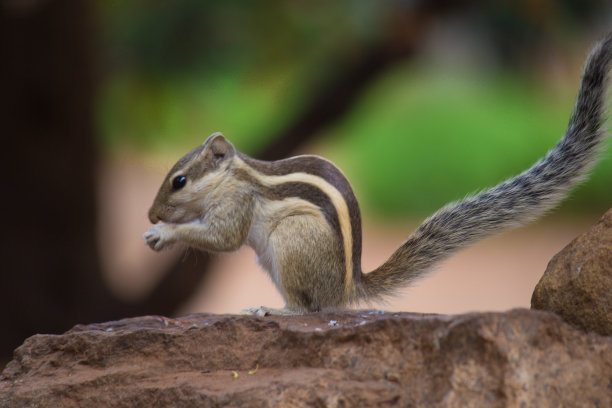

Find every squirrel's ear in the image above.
[205,132,235,164]
[202,132,224,146]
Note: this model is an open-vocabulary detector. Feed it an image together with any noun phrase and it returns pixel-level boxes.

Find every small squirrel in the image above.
[145,34,612,314]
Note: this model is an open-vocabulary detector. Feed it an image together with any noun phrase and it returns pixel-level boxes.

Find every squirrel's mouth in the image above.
[148,205,173,224]
[149,206,202,226]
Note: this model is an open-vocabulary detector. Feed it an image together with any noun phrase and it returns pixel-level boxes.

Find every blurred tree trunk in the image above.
[1,0,99,364]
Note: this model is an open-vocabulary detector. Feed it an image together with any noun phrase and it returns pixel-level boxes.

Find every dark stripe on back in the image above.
[269,181,342,240]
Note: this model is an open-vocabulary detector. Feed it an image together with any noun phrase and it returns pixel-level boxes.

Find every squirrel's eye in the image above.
[172,175,187,190]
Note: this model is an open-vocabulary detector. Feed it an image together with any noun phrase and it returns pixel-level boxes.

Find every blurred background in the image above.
[2,0,612,367]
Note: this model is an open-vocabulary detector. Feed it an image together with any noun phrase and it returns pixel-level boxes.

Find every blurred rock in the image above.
[532,209,612,335]
[2,310,611,407]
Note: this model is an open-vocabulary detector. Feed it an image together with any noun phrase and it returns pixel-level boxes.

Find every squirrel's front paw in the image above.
[143,224,175,251]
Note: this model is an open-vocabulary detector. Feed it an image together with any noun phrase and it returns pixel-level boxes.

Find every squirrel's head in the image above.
[148,132,236,224]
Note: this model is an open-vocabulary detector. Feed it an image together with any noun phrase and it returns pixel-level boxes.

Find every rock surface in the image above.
[1,310,611,407]
[532,208,612,336]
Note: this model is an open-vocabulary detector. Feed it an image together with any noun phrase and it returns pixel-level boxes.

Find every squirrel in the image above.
[145,34,612,315]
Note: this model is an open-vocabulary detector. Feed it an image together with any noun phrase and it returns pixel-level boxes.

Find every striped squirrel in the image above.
[145,34,612,315]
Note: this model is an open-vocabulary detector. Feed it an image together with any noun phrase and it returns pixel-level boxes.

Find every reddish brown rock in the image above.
[1,310,611,407]
[532,209,612,336]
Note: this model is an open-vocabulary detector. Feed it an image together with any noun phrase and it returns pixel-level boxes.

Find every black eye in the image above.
[172,175,187,190]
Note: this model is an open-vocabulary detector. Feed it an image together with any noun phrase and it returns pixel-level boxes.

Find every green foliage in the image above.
[99,69,296,155]
[321,65,612,216]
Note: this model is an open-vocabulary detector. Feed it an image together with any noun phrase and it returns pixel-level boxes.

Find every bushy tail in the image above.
[360,33,612,300]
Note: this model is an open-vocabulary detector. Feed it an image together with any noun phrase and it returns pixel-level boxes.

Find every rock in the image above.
[532,209,612,336]
[1,310,611,407]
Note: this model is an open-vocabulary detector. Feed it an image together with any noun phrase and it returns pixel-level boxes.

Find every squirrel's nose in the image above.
[148,208,160,224]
